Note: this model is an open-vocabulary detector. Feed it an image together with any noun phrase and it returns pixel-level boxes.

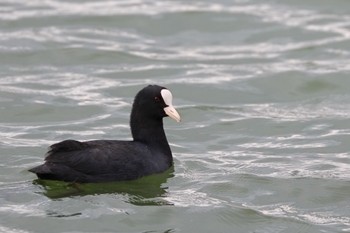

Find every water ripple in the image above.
[1,0,350,232]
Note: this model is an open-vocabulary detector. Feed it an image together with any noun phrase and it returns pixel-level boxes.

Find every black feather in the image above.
[29,85,179,183]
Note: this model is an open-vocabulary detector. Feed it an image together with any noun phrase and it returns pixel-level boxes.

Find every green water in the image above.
[1,0,350,232]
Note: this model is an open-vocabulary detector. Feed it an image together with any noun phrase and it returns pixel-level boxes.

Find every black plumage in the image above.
[29,85,181,183]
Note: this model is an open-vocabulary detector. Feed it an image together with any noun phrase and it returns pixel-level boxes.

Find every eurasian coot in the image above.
[29,85,181,183]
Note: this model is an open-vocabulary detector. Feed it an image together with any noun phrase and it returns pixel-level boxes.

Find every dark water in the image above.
[0,0,350,232]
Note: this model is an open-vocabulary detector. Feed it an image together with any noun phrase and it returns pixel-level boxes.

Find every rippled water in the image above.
[1,0,350,232]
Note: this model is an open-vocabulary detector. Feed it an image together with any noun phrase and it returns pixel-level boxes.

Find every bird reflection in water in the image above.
[33,167,174,206]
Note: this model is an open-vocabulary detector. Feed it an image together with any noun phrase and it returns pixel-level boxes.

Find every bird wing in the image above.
[44,139,150,177]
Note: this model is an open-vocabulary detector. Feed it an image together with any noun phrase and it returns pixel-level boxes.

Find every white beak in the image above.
[161,89,181,122]
[164,105,181,122]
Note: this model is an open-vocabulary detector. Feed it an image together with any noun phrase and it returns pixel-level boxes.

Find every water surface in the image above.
[1,0,350,232]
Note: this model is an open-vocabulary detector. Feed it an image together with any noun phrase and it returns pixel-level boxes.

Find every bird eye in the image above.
[154,96,160,102]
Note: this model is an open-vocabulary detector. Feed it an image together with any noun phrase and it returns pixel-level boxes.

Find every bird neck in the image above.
[130,115,172,155]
